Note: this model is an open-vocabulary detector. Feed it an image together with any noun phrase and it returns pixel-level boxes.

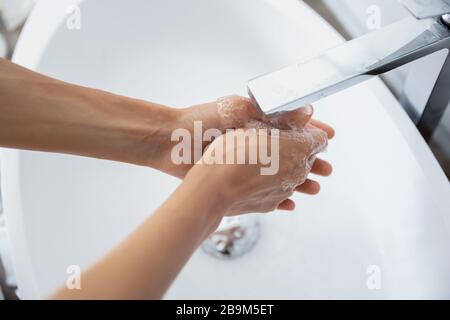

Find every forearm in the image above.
[52,171,226,300]
[0,58,176,168]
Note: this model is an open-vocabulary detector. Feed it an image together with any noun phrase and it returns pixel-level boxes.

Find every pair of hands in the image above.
[154,95,334,217]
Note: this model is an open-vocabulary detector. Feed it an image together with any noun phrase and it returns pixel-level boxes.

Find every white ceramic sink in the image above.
[2,0,450,299]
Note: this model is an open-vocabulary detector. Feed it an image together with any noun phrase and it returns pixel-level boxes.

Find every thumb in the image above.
[265,105,314,130]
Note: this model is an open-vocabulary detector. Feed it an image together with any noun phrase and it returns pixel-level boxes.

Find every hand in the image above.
[159,96,334,196]
[184,114,329,216]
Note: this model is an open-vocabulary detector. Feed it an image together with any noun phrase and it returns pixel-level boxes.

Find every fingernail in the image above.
[303,105,313,116]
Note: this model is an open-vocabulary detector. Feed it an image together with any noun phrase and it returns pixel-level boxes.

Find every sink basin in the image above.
[2,0,450,299]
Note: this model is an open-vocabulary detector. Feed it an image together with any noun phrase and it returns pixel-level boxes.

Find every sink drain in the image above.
[202,215,260,259]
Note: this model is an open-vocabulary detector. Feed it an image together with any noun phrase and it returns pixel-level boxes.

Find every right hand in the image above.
[184,109,329,217]
[153,96,333,193]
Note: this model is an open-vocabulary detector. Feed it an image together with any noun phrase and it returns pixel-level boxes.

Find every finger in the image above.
[310,158,333,176]
[309,118,335,139]
[305,127,328,155]
[296,179,321,195]
[277,198,296,211]
[266,105,314,130]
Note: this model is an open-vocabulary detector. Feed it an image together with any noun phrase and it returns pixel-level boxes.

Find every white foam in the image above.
[216,96,328,193]
[216,95,254,128]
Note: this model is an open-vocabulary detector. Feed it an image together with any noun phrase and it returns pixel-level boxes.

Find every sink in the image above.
[1,0,450,299]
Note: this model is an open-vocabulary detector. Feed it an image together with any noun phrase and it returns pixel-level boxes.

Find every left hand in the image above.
[155,95,334,197]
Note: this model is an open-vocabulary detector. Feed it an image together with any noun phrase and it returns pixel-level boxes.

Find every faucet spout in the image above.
[248,15,450,141]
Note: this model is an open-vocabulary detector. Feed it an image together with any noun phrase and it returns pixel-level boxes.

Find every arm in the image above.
[0,58,176,170]
[52,170,226,300]
[52,125,329,300]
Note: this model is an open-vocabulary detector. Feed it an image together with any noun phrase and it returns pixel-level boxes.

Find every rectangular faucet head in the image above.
[247,16,443,115]
[247,62,350,114]
[247,45,373,114]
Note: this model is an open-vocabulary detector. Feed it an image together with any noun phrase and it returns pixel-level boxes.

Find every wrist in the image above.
[182,164,231,220]
[115,96,180,168]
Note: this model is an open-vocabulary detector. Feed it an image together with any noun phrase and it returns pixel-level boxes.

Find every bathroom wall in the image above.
[304,0,450,177]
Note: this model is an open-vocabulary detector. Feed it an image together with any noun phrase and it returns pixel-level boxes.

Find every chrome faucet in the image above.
[248,0,450,141]
[203,0,450,261]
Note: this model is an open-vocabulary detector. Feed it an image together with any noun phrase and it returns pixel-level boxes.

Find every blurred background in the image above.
[0,0,449,299]
[0,0,36,300]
